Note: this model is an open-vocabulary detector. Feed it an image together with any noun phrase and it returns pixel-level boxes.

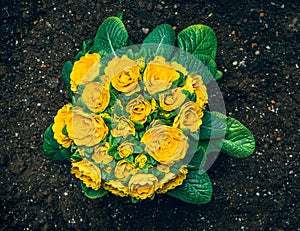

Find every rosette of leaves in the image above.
[43,15,255,205]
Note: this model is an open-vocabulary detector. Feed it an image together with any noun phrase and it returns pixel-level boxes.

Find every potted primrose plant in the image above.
[43,15,255,204]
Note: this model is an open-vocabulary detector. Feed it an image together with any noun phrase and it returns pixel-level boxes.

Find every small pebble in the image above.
[232,61,238,66]
[255,50,260,55]
[142,28,149,34]
[276,137,282,142]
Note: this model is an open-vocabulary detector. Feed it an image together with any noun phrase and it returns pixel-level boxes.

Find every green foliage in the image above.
[81,183,108,199]
[61,61,73,98]
[177,24,217,60]
[91,16,128,55]
[200,110,227,140]
[167,171,213,204]
[187,146,206,171]
[221,116,256,158]
[42,124,72,161]
[143,24,175,59]
[74,39,94,61]
[199,111,255,158]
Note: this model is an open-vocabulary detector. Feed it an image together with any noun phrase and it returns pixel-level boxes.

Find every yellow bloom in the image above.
[114,160,137,181]
[159,88,186,111]
[52,103,73,148]
[183,73,208,109]
[128,174,158,200]
[82,82,110,113]
[66,107,108,147]
[70,53,101,93]
[71,159,101,190]
[157,166,188,193]
[92,142,114,164]
[102,180,129,197]
[105,55,144,95]
[126,95,151,124]
[157,164,170,173]
[135,154,148,168]
[173,101,204,132]
[111,115,135,138]
[141,125,189,165]
[118,141,134,158]
[143,56,180,94]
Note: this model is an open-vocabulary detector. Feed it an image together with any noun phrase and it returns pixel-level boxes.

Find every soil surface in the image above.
[1,0,299,230]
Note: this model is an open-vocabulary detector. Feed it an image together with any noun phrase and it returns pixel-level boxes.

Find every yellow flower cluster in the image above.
[52,53,208,200]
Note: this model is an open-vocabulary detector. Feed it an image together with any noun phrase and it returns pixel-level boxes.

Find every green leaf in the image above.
[133,145,144,154]
[62,61,73,98]
[187,146,206,171]
[81,182,108,199]
[143,24,175,59]
[131,120,144,131]
[74,39,94,61]
[91,17,128,55]
[42,124,72,161]
[143,24,175,46]
[200,110,227,140]
[215,70,223,80]
[167,171,213,204]
[177,24,217,60]
[221,115,256,158]
[124,155,134,163]
[70,151,83,162]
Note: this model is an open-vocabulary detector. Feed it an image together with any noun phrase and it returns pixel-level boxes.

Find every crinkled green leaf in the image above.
[81,182,108,199]
[167,171,213,204]
[221,115,256,158]
[187,146,206,171]
[143,24,175,59]
[143,24,175,46]
[91,16,128,54]
[61,61,73,98]
[177,24,217,60]
[200,111,255,158]
[42,124,72,161]
[200,110,227,140]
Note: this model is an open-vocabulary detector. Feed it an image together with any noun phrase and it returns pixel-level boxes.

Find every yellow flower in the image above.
[82,82,110,113]
[92,142,114,164]
[159,88,186,111]
[111,115,135,138]
[183,73,208,109]
[102,180,129,197]
[71,159,101,190]
[143,56,180,94]
[173,101,204,132]
[70,53,101,93]
[126,95,151,124]
[52,103,73,148]
[118,141,134,158]
[157,166,188,193]
[129,174,158,200]
[66,107,108,147]
[114,160,137,181]
[141,125,189,165]
[105,55,144,95]
[157,164,170,173]
[135,154,148,168]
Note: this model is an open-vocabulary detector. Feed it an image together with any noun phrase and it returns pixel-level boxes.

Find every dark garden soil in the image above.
[1,0,299,230]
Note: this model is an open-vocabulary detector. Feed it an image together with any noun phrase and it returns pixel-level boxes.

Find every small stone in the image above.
[255,50,260,55]
[142,28,149,34]
[232,61,238,66]
[276,137,282,142]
